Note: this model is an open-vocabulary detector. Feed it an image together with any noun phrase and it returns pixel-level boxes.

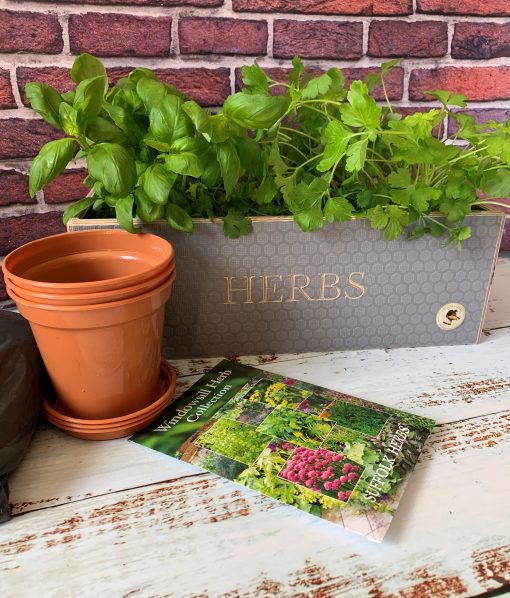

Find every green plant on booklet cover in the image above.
[26,53,510,248]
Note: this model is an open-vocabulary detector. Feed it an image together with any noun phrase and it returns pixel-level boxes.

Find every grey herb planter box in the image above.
[68,213,504,359]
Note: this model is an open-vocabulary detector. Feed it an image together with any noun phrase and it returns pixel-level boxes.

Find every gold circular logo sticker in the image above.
[436,303,466,331]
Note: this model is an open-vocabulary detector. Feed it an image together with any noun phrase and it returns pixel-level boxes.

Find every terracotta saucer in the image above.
[43,361,177,440]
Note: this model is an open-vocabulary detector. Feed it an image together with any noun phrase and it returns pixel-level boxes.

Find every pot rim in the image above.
[7,269,176,313]
[2,229,174,293]
[5,261,175,305]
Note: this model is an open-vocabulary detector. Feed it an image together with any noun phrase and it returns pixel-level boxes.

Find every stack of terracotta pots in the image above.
[2,230,177,440]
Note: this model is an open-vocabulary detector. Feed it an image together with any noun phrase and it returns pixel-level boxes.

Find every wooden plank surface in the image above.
[8,327,510,517]
[1,410,509,597]
[2,263,510,597]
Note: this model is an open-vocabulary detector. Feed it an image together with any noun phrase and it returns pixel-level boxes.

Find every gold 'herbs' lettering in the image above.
[261,275,284,303]
[224,276,255,304]
[223,272,366,304]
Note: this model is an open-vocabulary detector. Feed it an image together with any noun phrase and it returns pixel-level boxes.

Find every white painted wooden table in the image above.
[2,255,510,598]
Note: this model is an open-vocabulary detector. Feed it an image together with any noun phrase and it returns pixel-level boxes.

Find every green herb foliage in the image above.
[196,418,271,465]
[256,406,332,448]
[191,448,247,482]
[321,401,389,436]
[27,53,510,247]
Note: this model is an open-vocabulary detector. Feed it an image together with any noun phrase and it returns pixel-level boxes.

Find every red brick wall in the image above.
[1,0,510,299]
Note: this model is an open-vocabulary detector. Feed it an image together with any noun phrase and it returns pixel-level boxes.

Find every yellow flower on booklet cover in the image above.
[249,390,260,402]
[264,382,286,406]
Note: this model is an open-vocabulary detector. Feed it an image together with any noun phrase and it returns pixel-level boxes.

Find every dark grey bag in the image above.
[0,311,44,523]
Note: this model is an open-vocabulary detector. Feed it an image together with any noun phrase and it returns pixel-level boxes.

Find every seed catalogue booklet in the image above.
[130,360,435,542]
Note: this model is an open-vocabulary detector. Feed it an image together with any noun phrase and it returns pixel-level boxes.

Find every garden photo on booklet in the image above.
[131,360,435,542]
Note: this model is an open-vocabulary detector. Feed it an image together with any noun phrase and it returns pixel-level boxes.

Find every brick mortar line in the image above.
[0,203,69,218]
[2,55,510,71]
[35,189,45,207]
[401,61,411,103]
[362,20,369,56]
[170,14,180,57]
[447,20,455,56]
[60,12,71,56]
[7,65,24,111]
[266,14,274,59]
[2,2,510,24]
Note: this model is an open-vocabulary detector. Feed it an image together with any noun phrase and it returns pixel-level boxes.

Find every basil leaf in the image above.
[128,67,157,83]
[63,196,96,226]
[135,188,164,223]
[29,138,76,197]
[87,116,128,144]
[143,136,172,152]
[170,136,202,153]
[208,114,231,143]
[112,87,143,112]
[115,194,138,233]
[216,140,240,196]
[87,143,136,198]
[103,103,141,143]
[59,103,83,138]
[136,77,167,112]
[143,163,177,205]
[61,90,75,104]
[165,203,193,233]
[150,95,190,143]
[25,83,62,129]
[182,101,211,139]
[104,195,117,207]
[163,153,203,178]
[199,146,221,187]
[74,76,106,123]
[223,93,290,130]
[71,54,108,93]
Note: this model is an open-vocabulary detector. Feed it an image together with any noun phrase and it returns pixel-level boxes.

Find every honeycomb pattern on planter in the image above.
[70,214,502,359]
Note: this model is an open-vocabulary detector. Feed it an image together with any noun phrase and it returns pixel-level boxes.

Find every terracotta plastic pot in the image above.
[2,230,174,294]
[43,362,178,440]
[44,360,177,427]
[6,261,175,306]
[8,274,175,420]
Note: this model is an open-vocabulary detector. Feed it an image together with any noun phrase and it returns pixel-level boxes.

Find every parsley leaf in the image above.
[324,196,354,223]
[223,210,253,238]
